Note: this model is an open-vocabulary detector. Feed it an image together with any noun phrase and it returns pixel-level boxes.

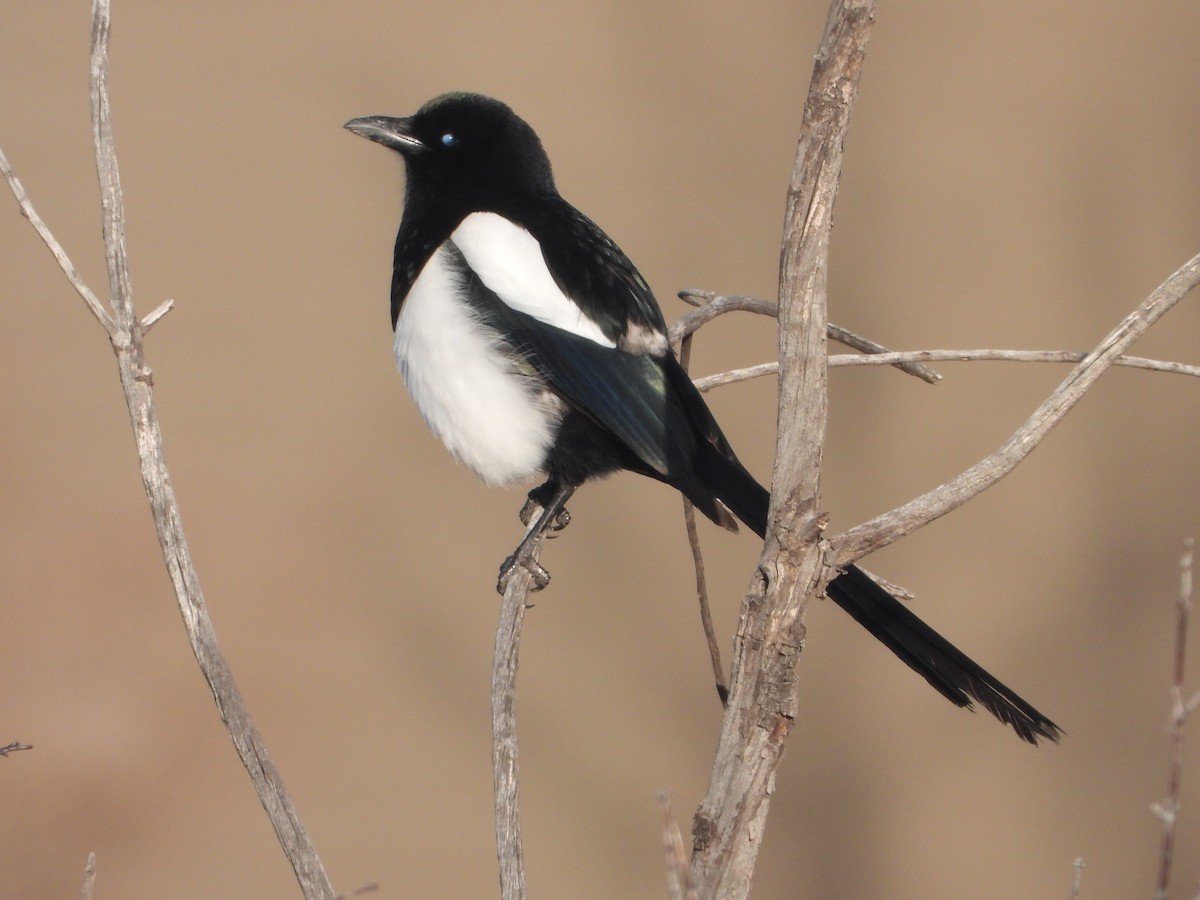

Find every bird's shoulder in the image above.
[392,193,670,358]
[508,196,669,354]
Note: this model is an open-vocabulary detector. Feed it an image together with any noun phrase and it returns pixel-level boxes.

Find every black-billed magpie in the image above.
[345,92,1061,744]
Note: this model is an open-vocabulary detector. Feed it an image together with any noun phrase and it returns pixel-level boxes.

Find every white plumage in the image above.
[394,213,622,486]
[450,212,615,348]
[394,244,560,485]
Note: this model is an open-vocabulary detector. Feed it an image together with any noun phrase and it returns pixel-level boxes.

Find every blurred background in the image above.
[2,2,1199,897]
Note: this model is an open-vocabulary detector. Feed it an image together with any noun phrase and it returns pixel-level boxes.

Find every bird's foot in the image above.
[500,482,577,595]
[497,550,552,594]
[518,501,569,532]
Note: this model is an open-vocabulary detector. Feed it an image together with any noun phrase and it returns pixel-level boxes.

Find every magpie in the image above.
[344,92,1061,744]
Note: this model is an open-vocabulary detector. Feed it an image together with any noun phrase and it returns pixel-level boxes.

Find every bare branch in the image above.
[659,793,697,900]
[1068,858,1084,900]
[140,297,175,332]
[838,348,1200,378]
[689,3,875,897]
[0,145,116,334]
[0,741,32,757]
[691,362,779,394]
[1,2,336,896]
[1154,538,1195,900]
[492,515,548,900]
[673,288,940,382]
[691,347,1200,393]
[678,334,728,704]
[832,251,1200,565]
[88,0,133,333]
[827,322,942,382]
[332,885,381,899]
[79,853,97,900]
[671,290,778,343]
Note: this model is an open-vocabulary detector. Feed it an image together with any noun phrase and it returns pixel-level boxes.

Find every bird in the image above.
[344,91,1061,744]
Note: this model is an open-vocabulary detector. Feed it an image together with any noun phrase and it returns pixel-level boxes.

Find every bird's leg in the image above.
[519,480,572,532]
[499,481,576,594]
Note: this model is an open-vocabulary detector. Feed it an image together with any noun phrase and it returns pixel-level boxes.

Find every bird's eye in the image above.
[440,132,458,147]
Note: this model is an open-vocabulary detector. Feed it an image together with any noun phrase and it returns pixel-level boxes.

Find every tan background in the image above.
[3,2,1200,898]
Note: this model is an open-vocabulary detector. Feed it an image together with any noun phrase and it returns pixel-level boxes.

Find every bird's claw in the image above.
[518,498,570,533]
[518,497,539,527]
[497,552,552,594]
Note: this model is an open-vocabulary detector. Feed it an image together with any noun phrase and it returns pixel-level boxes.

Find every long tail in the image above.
[692,447,1062,745]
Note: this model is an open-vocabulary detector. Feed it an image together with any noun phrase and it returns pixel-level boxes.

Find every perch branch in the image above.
[1152,538,1195,900]
[832,251,1200,564]
[492,512,554,900]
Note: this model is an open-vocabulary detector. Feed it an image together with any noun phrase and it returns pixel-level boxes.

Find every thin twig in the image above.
[659,792,697,900]
[140,297,175,332]
[1153,538,1195,900]
[678,333,728,705]
[691,363,779,394]
[1068,858,1084,900]
[492,513,551,900]
[79,852,97,900]
[671,290,778,342]
[0,146,116,334]
[332,882,381,898]
[0,741,32,757]
[689,348,1200,393]
[832,251,1200,565]
[88,7,333,896]
[672,288,940,383]
[834,348,1200,378]
[826,322,941,382]
[0,3,334,896]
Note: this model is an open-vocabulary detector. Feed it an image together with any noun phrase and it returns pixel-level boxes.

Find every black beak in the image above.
[344,116,426,154]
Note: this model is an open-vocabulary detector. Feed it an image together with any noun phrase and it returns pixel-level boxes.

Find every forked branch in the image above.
[831,251,1200,564]
[1,2,333,896]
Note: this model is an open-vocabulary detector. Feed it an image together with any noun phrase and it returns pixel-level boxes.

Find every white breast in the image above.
[394,245,559,485]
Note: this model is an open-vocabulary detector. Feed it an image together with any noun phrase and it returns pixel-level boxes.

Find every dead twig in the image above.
[689,347,1200,393]
[835,348,1200,378]
[79,853,97,900]
[1152,538,1196,900]
[1,2,333,896]
[659,792,697,900]
[0,147,115,334]
[1068,858,1084,900]
[832,251,1200,565]
[673,288,940,383]
[492,511,553,900]
[678,333,728,705]
[688,4,876,897]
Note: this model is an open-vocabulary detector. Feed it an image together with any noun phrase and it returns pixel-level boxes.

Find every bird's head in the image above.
[345,92,555,208]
